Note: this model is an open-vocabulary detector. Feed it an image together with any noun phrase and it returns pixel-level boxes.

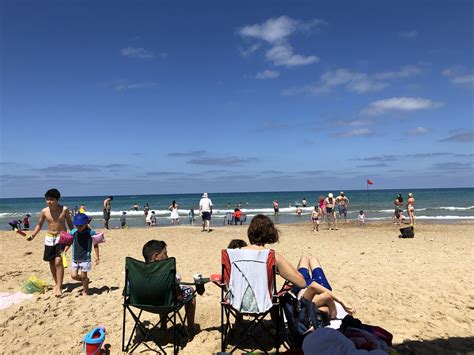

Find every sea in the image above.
[1,188,473,230]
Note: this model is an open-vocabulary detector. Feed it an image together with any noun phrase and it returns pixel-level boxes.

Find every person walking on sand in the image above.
[103,196,113,229]
[69,213,100,296]
[311,205,320,232]
[325,193,337,230]
[358,210,366,227]
[318,196,326,224]
[169,200,180,225]
[335,191,350,223]
[27,188,74,297]
[407,193,416,225]
[199,193,213,232]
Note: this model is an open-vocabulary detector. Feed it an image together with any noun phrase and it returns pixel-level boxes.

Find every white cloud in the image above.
[283,68,387,95]
[451,75,474,84]
[284,65,422,96]
[238,16,323,67]
[239,16,299,43]
[442,67,474,85]
[338,128,374,137]
[407,127,430,136]
[121,46,155,59]
[255,69,280,79]
[239,43,261,57]
[334,119,374,127]
[399,30,418,39]
[113,81,158,91]
[362,97,443,115]
[265,43,319,67]
[374,65,421,80]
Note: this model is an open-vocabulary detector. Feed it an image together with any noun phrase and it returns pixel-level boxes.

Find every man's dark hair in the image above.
[142,240,167,263]
[247,214,279,246]
[108,196,114,200]
[45,188,61,200]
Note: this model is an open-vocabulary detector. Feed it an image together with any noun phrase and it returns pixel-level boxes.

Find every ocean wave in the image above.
[368,215,474,220]
[435,206,474,211]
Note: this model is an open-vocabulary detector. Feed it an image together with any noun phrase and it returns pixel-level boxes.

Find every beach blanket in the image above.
[0,292,33,310]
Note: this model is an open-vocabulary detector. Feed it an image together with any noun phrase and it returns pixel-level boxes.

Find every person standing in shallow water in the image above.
[199,193,213,232]
[169,200,180,225]
[407,193,416,225]
[336,191,350,223]
[325,193,337,230]
[103,196,113,229]
[393,194,404,225]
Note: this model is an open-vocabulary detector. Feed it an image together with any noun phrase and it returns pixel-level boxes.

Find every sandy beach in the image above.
[0,221,473,354]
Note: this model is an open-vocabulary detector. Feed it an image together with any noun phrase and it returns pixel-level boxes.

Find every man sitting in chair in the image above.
[142,240,197,332]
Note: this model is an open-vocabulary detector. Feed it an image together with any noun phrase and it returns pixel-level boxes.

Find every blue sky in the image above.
[1,0,473,198]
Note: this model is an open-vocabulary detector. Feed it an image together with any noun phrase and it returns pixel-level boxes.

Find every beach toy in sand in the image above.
[91,232,105,245]
[22,276,47,294]
[14,228,27,237]
[58,231,74,245]
[83,326,106,355]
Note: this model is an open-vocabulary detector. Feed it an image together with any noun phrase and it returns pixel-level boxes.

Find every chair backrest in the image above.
[221,249,276,313]
[124,256,177,309]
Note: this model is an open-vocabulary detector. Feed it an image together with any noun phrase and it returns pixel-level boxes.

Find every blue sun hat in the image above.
[73,213,90,226]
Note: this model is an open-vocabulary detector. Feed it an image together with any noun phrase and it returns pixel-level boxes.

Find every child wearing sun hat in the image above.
[69,213,100,296]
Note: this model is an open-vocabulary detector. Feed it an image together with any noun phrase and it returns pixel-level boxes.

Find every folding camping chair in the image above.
[215,248,284,354]
[122,256,195,354]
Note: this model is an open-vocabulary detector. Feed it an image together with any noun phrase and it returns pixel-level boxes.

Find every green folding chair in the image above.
[122,256,195,354]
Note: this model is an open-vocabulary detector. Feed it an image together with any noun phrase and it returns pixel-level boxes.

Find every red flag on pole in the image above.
[367,179,374,185]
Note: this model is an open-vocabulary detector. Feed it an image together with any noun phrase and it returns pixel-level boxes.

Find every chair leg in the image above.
[221,303,225,353]
[122,305,126,352]
[173,311,178,355]
[276,307,280,355]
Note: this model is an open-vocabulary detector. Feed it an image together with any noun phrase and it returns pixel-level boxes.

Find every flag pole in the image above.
[367,179,370,211]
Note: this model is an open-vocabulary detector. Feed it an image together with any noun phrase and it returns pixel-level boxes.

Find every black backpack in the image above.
[399,226,414,238]
[281,292,329,348]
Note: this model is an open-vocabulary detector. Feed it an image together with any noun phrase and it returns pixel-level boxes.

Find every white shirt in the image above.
[199,197,213,212]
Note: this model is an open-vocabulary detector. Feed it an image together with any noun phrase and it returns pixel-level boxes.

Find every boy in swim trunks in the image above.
[142,240,197,331]
[69,213,100,296]
[27,188,74,297]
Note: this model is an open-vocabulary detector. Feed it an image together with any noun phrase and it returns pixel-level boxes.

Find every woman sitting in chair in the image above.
[243,214,355,320]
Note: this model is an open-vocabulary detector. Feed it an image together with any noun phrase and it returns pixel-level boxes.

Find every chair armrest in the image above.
[179,277,211,286]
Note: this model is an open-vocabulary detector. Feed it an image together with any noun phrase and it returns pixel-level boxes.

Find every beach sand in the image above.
[0,221,473,354]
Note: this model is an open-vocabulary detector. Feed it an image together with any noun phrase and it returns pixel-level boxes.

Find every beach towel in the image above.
[226,248,273,313]
[302,328,387,355]
[327,301,348,329]
[0,292,33,309]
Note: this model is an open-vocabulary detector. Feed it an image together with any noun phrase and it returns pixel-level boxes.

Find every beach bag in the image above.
[22,276,47,294]
[399,226,414,238]
[281,292,328,347]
